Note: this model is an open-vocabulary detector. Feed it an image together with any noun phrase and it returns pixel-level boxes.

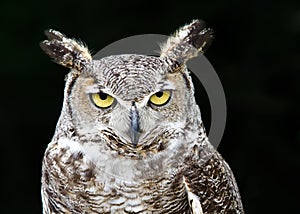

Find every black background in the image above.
[1,0,299,213]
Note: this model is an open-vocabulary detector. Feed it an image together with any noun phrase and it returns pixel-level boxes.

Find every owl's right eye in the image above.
[90,92,115,108]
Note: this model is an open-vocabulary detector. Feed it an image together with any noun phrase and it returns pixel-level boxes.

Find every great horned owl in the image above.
[40,20,244,213]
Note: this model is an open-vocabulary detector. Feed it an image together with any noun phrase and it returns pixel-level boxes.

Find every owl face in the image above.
[69,54,191,150]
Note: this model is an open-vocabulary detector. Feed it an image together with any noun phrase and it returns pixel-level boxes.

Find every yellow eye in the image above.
[91,92,115,108]
[149,91,171,106]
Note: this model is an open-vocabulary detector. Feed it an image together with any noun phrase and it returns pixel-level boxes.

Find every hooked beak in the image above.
[129,102,140,146]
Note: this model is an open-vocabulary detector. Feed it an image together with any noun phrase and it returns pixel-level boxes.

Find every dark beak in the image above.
[130,102,140,146]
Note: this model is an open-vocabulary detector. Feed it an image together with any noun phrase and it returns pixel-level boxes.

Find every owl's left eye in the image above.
[149,91,171,106]
[91,92,115,108]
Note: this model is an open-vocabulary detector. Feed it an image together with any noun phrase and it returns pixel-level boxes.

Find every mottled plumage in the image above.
[40,20,244,213]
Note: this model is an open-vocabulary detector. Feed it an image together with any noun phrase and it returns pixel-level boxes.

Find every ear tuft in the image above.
[40,29,92,72]
[160,19,214,64]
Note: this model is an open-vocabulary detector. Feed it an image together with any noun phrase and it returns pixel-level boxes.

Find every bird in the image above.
[40,19,244,214]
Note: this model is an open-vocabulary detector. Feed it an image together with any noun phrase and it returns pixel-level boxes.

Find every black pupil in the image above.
[100,92,108,100]
[156,92,163,98]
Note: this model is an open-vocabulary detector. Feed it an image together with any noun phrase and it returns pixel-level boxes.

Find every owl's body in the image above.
[41,20,244,213]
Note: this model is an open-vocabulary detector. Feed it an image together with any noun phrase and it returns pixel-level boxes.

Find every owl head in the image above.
[40,20,214,158]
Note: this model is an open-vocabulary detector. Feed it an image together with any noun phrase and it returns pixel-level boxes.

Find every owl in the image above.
[40,20,244,213]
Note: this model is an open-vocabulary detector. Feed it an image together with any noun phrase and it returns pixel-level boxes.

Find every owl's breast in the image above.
[42,138,191,213]
[88,173,190,213]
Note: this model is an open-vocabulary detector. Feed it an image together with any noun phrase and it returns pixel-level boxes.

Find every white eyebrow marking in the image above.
[158,80,176,91]
[85,84,100,94]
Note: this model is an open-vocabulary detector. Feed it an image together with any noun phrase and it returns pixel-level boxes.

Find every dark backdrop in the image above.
[1,0,299,213]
